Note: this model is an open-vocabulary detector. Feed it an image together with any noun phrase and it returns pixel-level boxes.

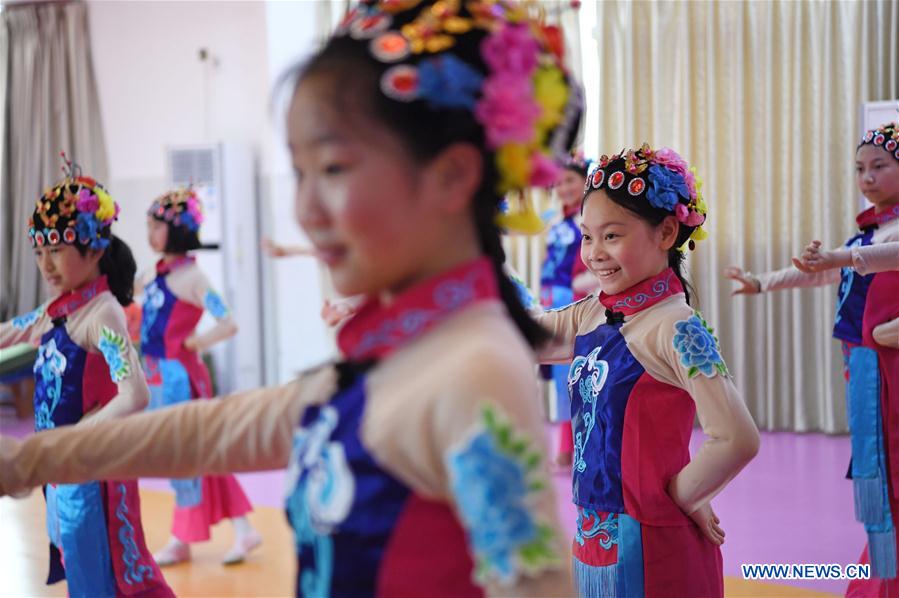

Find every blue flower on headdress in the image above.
[74,212,109,249]
[75,212,99,244]
[418,55,485,110]
[646,164,689,212]
[179,211,199,232]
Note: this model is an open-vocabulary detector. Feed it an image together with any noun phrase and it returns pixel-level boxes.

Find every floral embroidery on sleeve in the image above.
[672,310,729,378]
[98,326,132,383]
[447,405,559,586]
[203,289,230,319]
[12,304,45,330]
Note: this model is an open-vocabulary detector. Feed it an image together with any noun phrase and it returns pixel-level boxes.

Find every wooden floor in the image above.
[0,489,835,597]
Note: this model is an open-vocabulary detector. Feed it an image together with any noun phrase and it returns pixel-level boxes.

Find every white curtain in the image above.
[1,1,108,319]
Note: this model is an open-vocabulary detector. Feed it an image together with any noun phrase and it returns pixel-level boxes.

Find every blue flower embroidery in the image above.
[418,54,485,110]
[98,326,131,382]
[203,289,230,319]
[33,338,67,431]
[673,312,729,378]
[447,406,558,585]
[646,164,689,211]
[12,304,44,330]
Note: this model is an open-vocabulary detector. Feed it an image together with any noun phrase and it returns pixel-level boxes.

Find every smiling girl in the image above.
[537,144,759,596]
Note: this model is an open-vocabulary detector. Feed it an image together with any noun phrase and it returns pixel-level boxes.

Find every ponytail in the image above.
[100,235,137,306]
[667,248,695,306]
[472,165,551,349]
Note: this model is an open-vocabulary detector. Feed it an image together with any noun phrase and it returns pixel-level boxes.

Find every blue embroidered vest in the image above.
[833,206,899,344]
[541,215,582,289]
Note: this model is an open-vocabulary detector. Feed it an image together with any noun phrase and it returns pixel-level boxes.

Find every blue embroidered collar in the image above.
[47,275,109,320]
[337,257,499,361]
[599,268,683,317]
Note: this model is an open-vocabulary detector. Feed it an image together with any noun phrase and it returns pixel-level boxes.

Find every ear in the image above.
[420,143,483,215]
[87,247,105,267]
[658,215,680,251]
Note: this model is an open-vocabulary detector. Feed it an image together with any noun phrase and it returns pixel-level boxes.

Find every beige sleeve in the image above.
[625,304,760,515]
[533,296,600,364]
[430,353,572,595]
[1,366,337,495]
[0,304,49,348]
[757,265,840,292]
[171,265,231,320]
[79,300,150,424]
[850,242,899,275]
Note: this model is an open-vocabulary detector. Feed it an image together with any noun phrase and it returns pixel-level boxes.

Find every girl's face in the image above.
[856,145,899,209]
[580,190,678,296]
[147,217,168,253]
[33,244,102,296]
[287,78,478,298]
[555,169,585,210]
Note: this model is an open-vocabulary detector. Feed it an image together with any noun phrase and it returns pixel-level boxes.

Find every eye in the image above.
[582,234,592,242]
[323,163,346,176]
[604,233,619,241]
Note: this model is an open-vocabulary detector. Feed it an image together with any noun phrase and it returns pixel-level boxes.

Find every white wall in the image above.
[87,0,335,383]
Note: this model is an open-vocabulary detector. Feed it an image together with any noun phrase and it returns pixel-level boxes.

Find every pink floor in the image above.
[2,407,862,594]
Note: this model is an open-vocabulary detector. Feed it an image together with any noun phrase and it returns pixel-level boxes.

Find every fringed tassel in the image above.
[573,557,618,598]
[854,477,885,524]
[868,529,898,580]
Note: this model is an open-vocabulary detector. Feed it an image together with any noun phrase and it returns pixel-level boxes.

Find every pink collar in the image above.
[337,257,499,361]
[857,204,899,230]
[599,268,683,317]
[47,275,109,320]
[156,255,196,275]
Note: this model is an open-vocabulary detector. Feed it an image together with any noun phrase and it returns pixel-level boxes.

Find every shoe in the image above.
[222,530,262,565]
[153,539,191,567]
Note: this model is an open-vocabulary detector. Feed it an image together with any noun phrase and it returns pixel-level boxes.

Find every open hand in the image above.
[321,300,356,328]
[792,240,838,273]
[722,266,761,295]
[689,502,725,545]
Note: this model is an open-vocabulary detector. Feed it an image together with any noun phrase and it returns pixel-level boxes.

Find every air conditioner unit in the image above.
[166,143,263,394]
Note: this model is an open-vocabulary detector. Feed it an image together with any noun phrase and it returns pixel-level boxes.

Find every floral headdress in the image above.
[585,143,708,250]
[858,122,899,162]
[28,153,120,250]
[148,188,204,232]
[560,149,589,177]
[337,0,583,201]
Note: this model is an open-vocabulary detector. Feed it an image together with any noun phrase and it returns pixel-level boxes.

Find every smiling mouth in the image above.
[596,267,621,278]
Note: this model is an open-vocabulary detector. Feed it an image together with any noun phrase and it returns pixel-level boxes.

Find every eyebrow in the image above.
[581,222,626,231]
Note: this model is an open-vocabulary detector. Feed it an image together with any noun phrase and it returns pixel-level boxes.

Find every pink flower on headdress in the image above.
[686,210,705,227]
[675,203,690,223]
[651,147,690,177]
[475,74,541,149]
[481,24,540,77]
[76,188,99,213]
[186,196,204,227]
[683,168,697,198]
[530,153,561,188]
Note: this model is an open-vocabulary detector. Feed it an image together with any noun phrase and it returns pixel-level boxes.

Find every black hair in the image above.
[291,30,560,347]
[156,218,202,254]
[582,188,697,306]
[75,234,137,306]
